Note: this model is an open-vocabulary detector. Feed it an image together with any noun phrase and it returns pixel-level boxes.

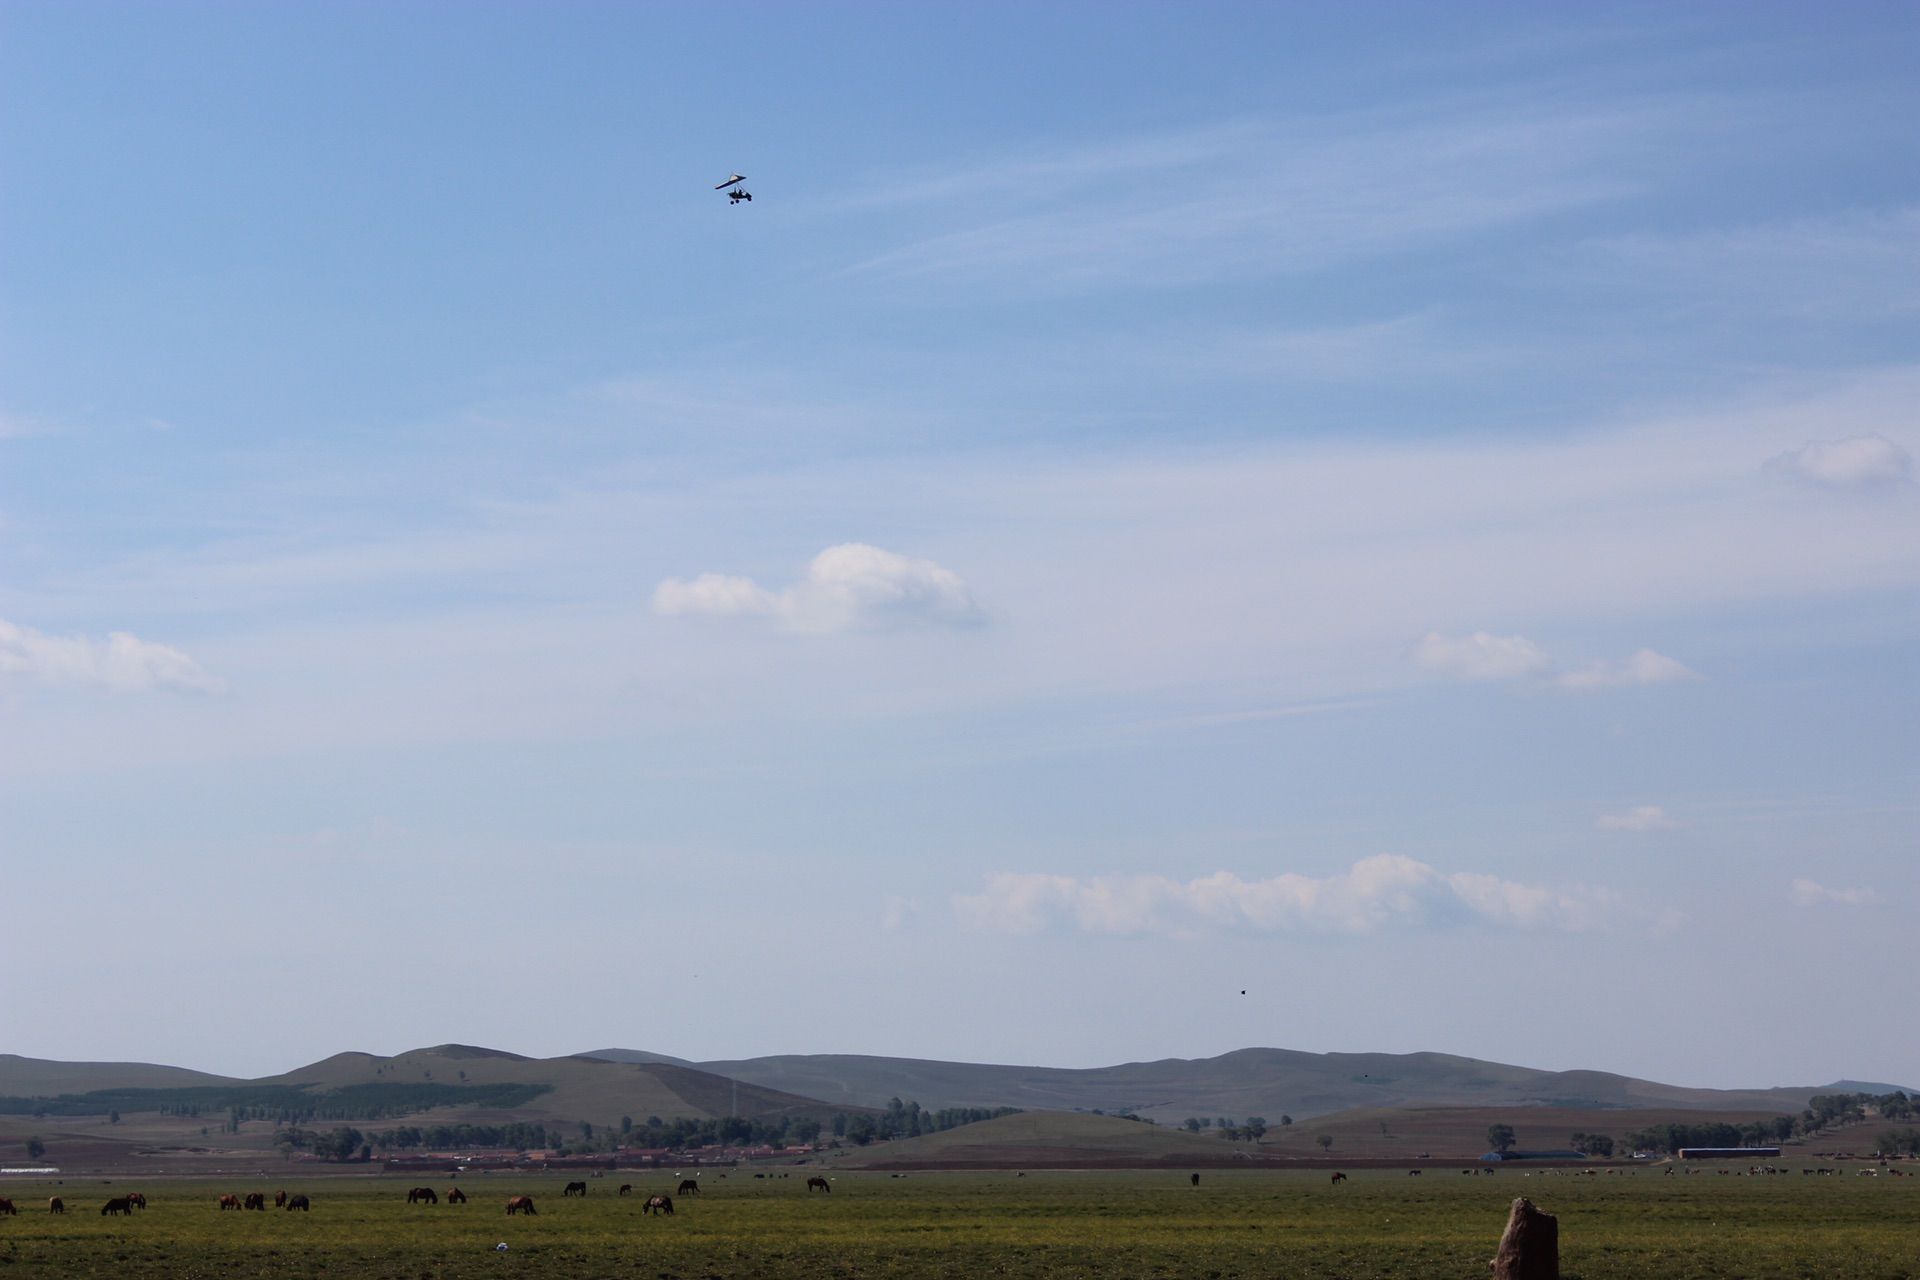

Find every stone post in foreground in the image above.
[1491,1196,1558,1280]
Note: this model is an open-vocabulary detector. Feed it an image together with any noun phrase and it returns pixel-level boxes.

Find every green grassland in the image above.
[1,1168,1915,1279]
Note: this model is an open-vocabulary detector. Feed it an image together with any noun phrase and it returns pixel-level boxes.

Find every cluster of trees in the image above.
[1806,1092,1912,1128]
[830,1100,1018,1146]
[360,1102,1017,1160]
[1876,1127,1920,1156]
[276,1127,372,1162]
[1569,1132,1616,1156]
[1179,1116,1290,1141]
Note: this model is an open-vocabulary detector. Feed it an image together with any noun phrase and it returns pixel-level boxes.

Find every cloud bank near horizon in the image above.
[954,855,1624,938]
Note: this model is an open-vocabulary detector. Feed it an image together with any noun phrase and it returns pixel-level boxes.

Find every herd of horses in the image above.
[0,1174,843,1222]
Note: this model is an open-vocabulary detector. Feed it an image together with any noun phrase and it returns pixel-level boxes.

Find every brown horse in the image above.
[284,1195,310,1211]
[274,1190,287,1208]
[48,1197,64,1214]
[446,1187,467,1204]
[1330,1172,1347,1185]
[642,1194,672,1215]
[127,1193,147,1210]
[677,1178,699,1195]
[618,1184,632,1196]
[505,1195,536,1216]
[102,1197,133,1216]
[244,1192,267,1210]
[407,1186,438,1205]
[563,1181,587,1197]
[219,1194,242,1210]
[0,1199,15,1215]
[806,1177,831,1193]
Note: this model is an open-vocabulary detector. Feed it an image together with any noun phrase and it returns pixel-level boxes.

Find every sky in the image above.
[2,2,1915,1091]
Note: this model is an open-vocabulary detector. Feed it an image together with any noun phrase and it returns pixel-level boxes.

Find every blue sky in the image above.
[2,3,1915,1089]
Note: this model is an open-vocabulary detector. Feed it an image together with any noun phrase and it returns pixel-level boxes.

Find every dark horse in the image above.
[643,1194,673,1215]
[48,1197,63,1214]
[1330,1172,1347,1185]
[244,1193,267,1210]
[506,1195,537,1215]
[807,1177,831,1193]
[0,1199,15,1216]
[407,1186,438,1205]
[618,1184,633,1196]
[102,1198,133,1216]
[285,1195,311,1211]
[677,1179,700,1195]
[446,1187,467,1204]
[563,1181,588,1197]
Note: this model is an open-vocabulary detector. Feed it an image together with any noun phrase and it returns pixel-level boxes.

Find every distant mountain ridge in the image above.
[6,1045,1907,1128]
[580,1046,1913,1123]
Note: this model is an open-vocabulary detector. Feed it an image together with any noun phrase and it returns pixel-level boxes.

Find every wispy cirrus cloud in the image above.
[1596,805,1677,832]
[0,618,224,694]
[954,855,1621,938]
[1789,878,1878,908]
[654,543,985,634]
[845,98,1670,292]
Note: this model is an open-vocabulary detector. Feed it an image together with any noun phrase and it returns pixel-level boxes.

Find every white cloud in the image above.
[1417,633,1694,691]
[1414,631,1550,681]
[651,573,779,619]
[1596,805,1677,832]
[653,543,985,634]
[1767,434,1913,488]
[1789,878,1879,908]
[1558,649,1698,691]
[954,855,1618,938]
[0,619,224,694]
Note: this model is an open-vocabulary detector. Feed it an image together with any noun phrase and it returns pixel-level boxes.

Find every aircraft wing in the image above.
[715,174,747,189]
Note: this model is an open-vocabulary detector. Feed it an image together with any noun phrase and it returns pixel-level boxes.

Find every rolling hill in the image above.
[581,1046,1906,1124]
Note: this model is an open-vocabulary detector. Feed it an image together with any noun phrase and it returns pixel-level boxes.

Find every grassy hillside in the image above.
[0,1054,239,1095]
[585,1047,1890,1123]
[826,1110,1248,1169]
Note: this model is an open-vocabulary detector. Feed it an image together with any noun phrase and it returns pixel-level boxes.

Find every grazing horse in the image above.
[1408,1169,1422,1176]
[505,1195,536,1216]
[618,1184,633,1196]
[127,1193,147,1210]
[219,1194,242,1210]
[677,1179,700,1195]
[48,1197,64,1214]
[642,1194,673,1215]
[284,1195,310,1211]
[274,1190,287,1207]
[0,1199,15,1215]
[244,1193,267,1210]
[407,1186,438,1205]
[806,1177,831,1193]
[446,1187,467,1204]
[102,1197,134,1216]
[563,1181,588,1197]
[1190,1173,1200,1187]
[1330,1172,1348,1185]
